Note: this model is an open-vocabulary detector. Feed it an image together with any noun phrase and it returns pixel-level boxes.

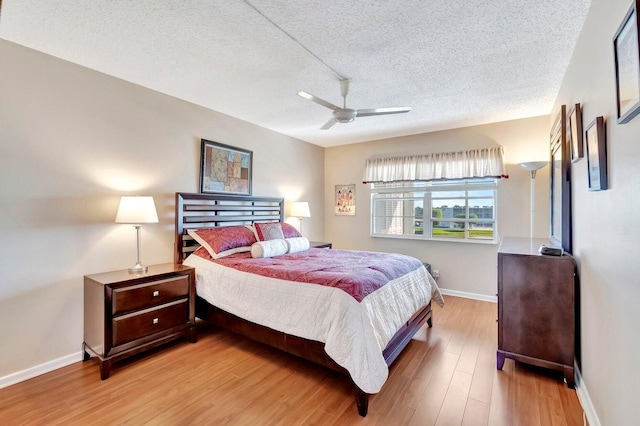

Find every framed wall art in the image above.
[613,0,640,124]
[200,139,252,195]
[334,184,355,216]
[585,116,608,191]
[568,103,584,162]
[549,105,572,253]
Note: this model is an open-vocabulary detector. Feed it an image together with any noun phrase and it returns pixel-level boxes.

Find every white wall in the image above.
[553,0,640,424]
[0,39,324,381]
[324,116,550,297]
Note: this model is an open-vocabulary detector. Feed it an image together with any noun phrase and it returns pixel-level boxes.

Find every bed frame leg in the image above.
[355,387,369,416]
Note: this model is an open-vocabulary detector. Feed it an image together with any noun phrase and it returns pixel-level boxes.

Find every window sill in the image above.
[370,234,498,245]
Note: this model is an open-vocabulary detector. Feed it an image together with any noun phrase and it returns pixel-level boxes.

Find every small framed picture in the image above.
[200,139,252,195]
[568,104,583,163]
[334,184,355,216]
[585,117,608,191]
[613,0,640,124]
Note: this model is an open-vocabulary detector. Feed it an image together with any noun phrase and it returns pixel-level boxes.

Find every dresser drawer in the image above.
[112,275,189,315]
[112,300,189,347]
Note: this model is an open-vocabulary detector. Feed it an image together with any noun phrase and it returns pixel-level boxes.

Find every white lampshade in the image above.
[518,161,548,172]
[290,201,311,218]
[115,196,159,224]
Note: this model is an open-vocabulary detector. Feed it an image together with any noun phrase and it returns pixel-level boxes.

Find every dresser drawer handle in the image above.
[152,291,160,297]
[152,317,159,325]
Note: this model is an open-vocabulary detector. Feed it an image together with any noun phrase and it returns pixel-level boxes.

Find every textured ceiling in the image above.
[0,0,592,147]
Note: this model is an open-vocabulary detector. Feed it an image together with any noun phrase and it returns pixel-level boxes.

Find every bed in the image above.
[174,192,443,416]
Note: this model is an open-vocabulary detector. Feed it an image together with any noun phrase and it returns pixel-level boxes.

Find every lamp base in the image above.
[128,263,148,274]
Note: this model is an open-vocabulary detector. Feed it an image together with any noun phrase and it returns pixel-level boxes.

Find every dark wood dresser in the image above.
[83,263,196,379]
[497,237,576,387]
[309,241,332,249]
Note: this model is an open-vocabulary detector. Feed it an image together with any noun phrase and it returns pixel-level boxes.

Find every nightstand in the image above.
[83,263,196,379]
[309,241,332,249]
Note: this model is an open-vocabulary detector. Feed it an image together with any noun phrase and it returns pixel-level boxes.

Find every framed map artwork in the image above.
[334,184,355,216]
[200,139,252,195]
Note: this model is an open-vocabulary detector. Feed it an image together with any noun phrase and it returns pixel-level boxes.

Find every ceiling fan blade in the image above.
[356,107,412,117]
[297,91,340,110]
[320,117,336,130]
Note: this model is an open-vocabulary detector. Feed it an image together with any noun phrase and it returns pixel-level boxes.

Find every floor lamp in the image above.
[518,161,548,240]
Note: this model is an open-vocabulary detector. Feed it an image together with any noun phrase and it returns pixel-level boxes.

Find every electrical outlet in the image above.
[432,269,440,279]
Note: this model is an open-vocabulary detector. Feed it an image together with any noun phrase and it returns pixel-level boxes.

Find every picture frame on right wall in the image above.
[568,103,584,162]
[585,116,608,191]
[550,105,572,253]
[613,0,640,124]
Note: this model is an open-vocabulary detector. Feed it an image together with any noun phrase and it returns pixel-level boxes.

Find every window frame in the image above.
[370,179,499,244]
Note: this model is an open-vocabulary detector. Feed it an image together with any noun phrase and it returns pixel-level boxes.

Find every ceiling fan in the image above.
[297,79,412,130]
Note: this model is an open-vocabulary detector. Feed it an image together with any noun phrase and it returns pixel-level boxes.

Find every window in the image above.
[370,179,498,243]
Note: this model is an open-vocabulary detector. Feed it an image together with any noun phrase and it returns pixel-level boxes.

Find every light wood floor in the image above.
[0,296,584,425]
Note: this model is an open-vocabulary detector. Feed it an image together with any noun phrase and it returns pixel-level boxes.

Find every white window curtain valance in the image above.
[362,147,509,183]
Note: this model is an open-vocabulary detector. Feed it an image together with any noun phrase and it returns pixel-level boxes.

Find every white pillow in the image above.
[251,239,289,258]
[286,237,310,254]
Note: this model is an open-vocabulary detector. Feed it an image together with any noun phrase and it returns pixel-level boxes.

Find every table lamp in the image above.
[115,195,159,273]
[290,201,311,235]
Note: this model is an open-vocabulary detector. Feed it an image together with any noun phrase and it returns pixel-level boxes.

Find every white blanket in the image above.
[184,254,443,394]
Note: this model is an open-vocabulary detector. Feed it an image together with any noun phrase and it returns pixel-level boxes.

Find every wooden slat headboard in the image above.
[174,192,284,264]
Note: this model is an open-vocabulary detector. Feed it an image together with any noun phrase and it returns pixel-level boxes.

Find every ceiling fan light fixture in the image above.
[334,109,357,123]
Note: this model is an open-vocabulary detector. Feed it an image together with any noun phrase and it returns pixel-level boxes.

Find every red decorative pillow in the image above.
[250,222,301,241]
[281,222,302,239]
[253,222,285,241]
[187,226,256,259]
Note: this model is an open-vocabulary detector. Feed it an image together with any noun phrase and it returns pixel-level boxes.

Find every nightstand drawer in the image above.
[112,275,189,315]
[112,299,189,347]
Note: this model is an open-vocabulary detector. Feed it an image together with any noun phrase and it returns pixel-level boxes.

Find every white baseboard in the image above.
[575,364,601,426]
[439,288,497,303]
[0,351,82,390]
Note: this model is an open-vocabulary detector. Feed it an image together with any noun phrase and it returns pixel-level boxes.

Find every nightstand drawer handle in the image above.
[152,290,160,297]
[152,317,159,325]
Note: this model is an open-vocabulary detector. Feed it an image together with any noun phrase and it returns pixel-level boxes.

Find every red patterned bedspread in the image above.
[195,248,424,302]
